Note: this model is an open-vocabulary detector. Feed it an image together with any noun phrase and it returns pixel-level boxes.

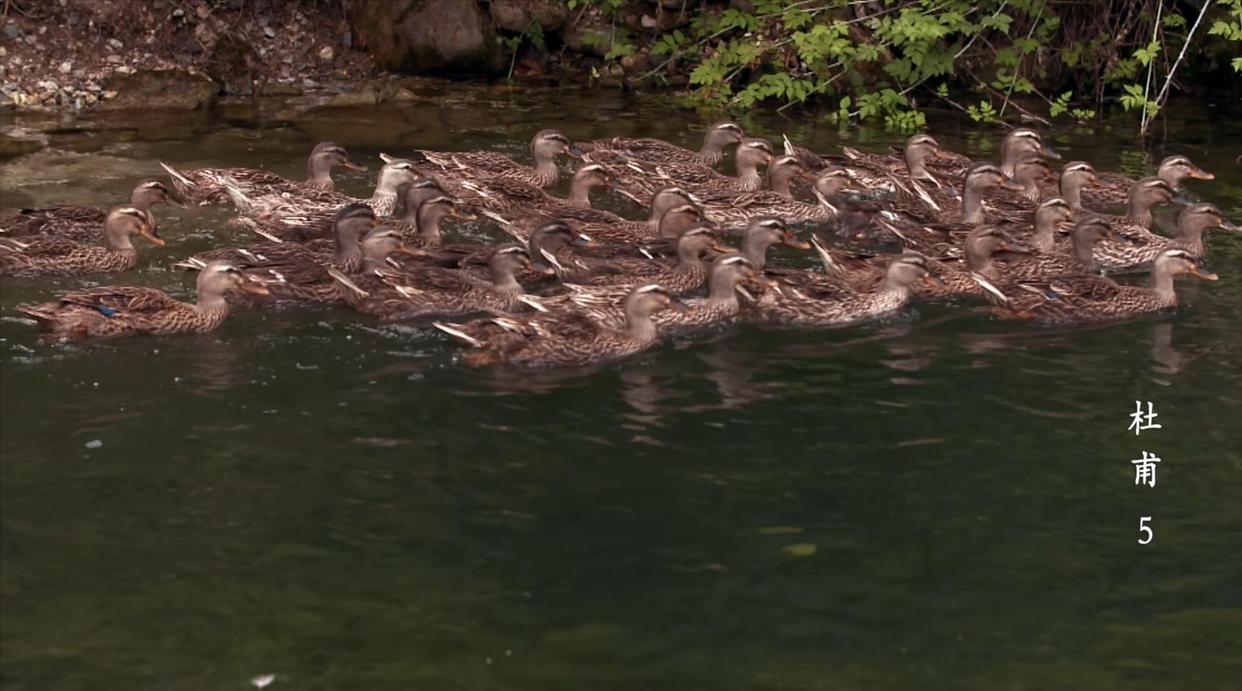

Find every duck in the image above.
[433,161,614,216]
[1058,167,1177,243]
[0,207,164,277]
[504,196,712,253]
[873,164,1026,249]
[750,253,942,327]
[17,260,269,339]
[434,283,685,368]
[1093,203,1238,271]
[783,133,956,192]
[184,203,378,305]
[555,225,733,296]
[792,226,1027,302]
[1025,197,1077,253]
[998,217,1114,281]
[580,121,746,168]
[411,129,579,190]
[594,137,775,203]
[332,238,544,321]
[222,155,424,235]
[691,166,855,229]
[1,180,183,242]
[160,141,365,205]
[981,249,1218,323]
[737,217,812,269]
[549,254,761,336]
[1083,155,1214,210]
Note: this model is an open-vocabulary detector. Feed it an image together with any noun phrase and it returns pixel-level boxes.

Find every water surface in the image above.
[2,88,1241,689]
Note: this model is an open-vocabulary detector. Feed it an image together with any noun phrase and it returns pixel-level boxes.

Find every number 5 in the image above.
[1138,516,1154,545]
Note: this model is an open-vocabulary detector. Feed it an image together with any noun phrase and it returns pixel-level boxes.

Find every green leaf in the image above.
[1233,56,1242,72]
[783,543,818,557]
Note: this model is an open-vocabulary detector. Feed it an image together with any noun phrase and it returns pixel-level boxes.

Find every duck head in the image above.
[104,206,163,250]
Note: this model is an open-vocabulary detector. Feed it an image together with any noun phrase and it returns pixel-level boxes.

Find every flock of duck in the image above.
[1,124,1234,367]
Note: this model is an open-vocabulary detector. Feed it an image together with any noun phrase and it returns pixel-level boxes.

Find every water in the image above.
[2,87,1241,689]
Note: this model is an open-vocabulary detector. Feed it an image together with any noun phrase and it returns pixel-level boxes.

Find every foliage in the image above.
[563,0,1242,132]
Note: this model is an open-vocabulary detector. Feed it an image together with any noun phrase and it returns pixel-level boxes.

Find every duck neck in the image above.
[706,273,741,303]
[104,227,136,252]
[737,157,764,190]
[1071,232,1099,269]
[416,207,447,245]
[742,236,773,269]
[307,156,334,190]
[1060,175,1084,209]
[880,274,912,294]
[624,307,658,343]
[488,264,523,295]
[1032,215,1058,253]
[194,288,230,316]
[768,169,796,199]
[1150,267,1178,304]
[566,176,596,208]
[333,228,362,266]
[533,157,559,188]
[1173,222,1206,253]
[965,243,997,279]
[1127,197,1156,229]
[961,183,985,224]
[1017,173,1042,202]
[906,148,930,180]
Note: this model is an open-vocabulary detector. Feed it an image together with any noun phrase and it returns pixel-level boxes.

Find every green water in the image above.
[2,88,1241,689]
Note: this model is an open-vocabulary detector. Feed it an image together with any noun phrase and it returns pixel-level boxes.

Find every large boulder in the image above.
[98,68,219,110]
[489,0,571,33]
[350,0,506,75]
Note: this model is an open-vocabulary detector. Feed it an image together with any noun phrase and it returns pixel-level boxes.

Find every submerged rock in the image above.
[0,127,49,157]
[489,0,570,33]
[350,0,505,75]
[98,68,219,110]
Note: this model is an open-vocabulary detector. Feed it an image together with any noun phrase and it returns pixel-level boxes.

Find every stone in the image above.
[319,46,334,61]
[564,14,616,58]
[108,38,123,49]
[489,0,570,33]
[60,61,72,74]
[324,84,379,107]
[114,65,135,75]
[2,23,19,40]
[0,47,6,58]
[106,54,123,64]
[0,93,14,112]
[349,0,505,74]
[98,68,218,110]
[263,26,275,39]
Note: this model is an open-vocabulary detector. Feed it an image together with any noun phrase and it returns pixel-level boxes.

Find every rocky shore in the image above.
[0,0,708,117]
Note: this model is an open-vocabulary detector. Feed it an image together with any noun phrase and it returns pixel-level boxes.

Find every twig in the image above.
[997,0,1046,122]
[1143,0,1212,137]
[1138,1,1164,137]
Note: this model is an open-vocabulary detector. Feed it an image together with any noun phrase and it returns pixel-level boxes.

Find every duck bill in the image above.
[163,194,189,209]
[574,233,595,247]
[710,241,740,253]
[1190,267,1219,281]
[934,148,955,160]
[342,159,368,172]
[1041,143,1062,160]
[923,274,947,288]
[241,280,271,296]
[1187,167,1214,181]
[1000,179,1026,192]
[668,298,691,313]
[140,224,165,246]
[399,245,428,257]
[452,208,479,221]
[567,145,585,160]
[1219,218,1240,232]
[783,235,812,250]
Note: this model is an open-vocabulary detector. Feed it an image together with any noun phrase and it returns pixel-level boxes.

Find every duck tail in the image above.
[327,266,370,297]
[233,217,283,244]
[15,303,58,327]
[219,178,254,214]
[173,257,208,271]
[432,321,482,348]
